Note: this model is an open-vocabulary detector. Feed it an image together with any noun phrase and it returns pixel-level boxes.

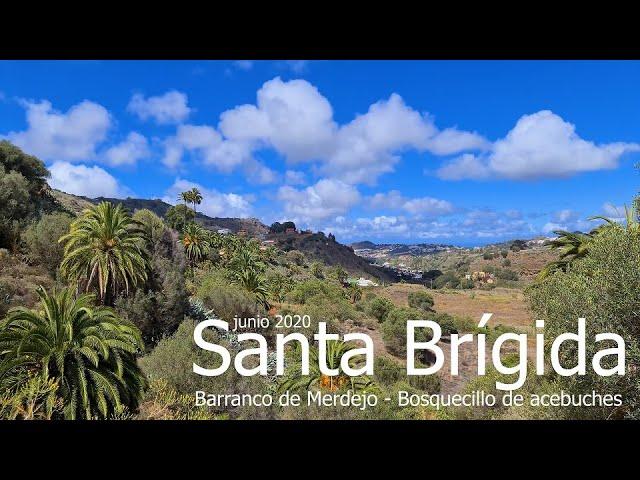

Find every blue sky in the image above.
[1,60,639,246]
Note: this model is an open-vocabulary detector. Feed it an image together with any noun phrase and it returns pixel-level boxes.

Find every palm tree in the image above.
[179,190,192,207]
[189,187,203,215]
[278,340,375,394]
[590,204,639,231]
[347,283,363,303]
[181,222,211,272]
[538,204,639,280]
[59,202,148,305]
[229,249,269,307]
[0,287,146,419]
[179,191,193,225]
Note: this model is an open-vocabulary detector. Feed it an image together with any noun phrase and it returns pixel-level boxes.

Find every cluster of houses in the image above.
[380,262,424,281]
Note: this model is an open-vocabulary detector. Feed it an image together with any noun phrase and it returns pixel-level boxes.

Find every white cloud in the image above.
[367,190,455,216]
[48,162,128,198]
[277,178,360,222]
[436,153,492,180]
[162,178,253,218]
[127,90,191,125]
[162,124,250,171]
[220,77,337,162]
[437,110,640,180]
[6,99,111,162]
[220,80,487,185]
[402,196,455,216]
[285,170,306,185]
[103,132,149,166]
[368,190,407,210]
[244,159,278,185]
[425,127,491,155]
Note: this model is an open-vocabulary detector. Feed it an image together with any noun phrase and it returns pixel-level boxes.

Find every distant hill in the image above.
[51,190,269,237]
[50,189,389,281]
[351,241,459,259]
[270,232,396,283]
[351,241,377,249]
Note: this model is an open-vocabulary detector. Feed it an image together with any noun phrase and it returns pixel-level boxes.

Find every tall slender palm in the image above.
[0,286,146,419]
[189,187,203,215]
[179,191,192,207]
[181,222,211,271]
[59,202,148,305]
[179,191,193,225]
[278,340,375,394]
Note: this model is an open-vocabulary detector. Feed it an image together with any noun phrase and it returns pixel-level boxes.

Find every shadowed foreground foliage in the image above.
[0,287,147,419]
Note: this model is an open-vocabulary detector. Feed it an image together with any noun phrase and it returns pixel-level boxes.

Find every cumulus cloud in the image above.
[218,78,487,185]
[162,178,253,218]
[437,110,640,180]
[368,190,407,210]
[48,162,128,198]
[127,90,191,125]
[367,190,455,216]
[6,99,111,162]
[277,178,360,223]
[103,132,150,166]
[220,77,337,162]
[243,159,278,185]
[285,170,306,185]
[324,94,487,184]
[162,124,249,171]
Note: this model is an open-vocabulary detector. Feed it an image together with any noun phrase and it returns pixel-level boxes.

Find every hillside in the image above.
[51,190,269,236]
[50,189,390,281]
[269,232,396,283]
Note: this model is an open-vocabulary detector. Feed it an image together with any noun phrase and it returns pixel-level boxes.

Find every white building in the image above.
[356,277,379,287]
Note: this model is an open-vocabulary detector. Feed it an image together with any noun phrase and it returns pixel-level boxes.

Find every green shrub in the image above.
[310,261,324,278]
[381,307,430,356]
[433,271,460,289]
[407,290,434,312]
[286,250,305,266]
[140,319,274,419]
[22,212,73,276]
[196,269,263,322]
[286,278,344,305]
[496,268,518,280]
[367,297,395,322]
[526,225,640,419]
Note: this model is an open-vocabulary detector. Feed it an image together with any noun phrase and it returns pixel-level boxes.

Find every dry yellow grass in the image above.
[373,283,533,330]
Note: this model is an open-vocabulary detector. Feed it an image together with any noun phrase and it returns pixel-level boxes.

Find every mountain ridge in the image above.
[50,189,392,281]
